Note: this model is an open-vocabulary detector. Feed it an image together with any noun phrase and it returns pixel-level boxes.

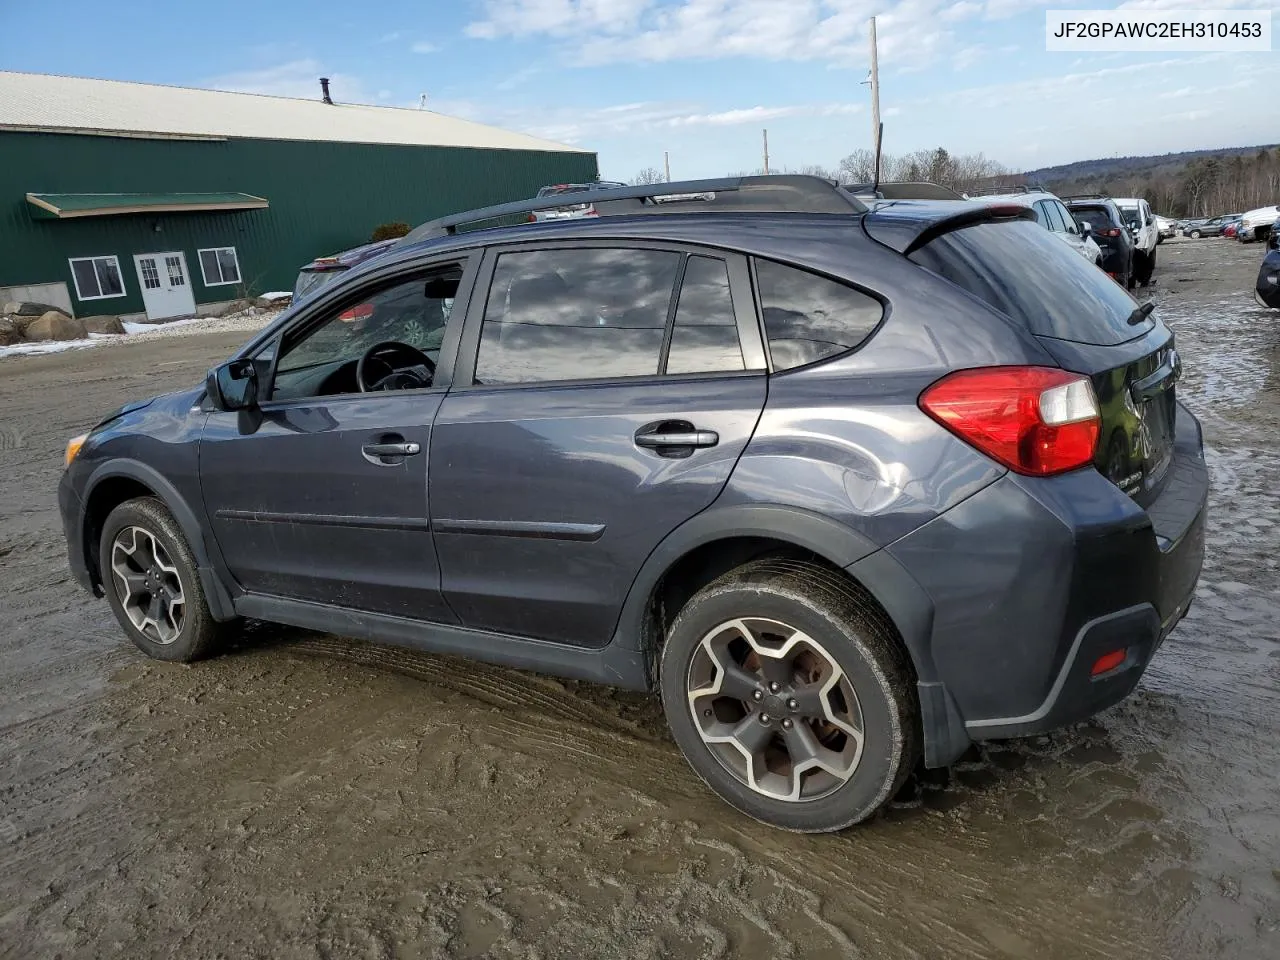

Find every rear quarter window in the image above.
[754,260,883,371]
[908,220,1147,346]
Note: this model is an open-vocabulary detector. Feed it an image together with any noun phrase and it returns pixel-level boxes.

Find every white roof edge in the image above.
[0,70,592,154]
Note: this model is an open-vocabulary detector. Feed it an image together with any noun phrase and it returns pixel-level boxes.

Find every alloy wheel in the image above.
[110,526,186,644]
[686,618,865,802]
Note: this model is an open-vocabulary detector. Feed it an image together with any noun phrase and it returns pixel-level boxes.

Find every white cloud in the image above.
[378,31,403,43]
[426,96,864,146]
[205,59,372,103]
[952,44,985,70]
[411,40,440,53]
[939,0,981,20]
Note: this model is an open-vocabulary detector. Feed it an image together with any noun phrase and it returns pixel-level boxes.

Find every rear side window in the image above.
[755,260,883,371]
[476,248,679,384]
[667,256,744,375]
[909,220,1147,346]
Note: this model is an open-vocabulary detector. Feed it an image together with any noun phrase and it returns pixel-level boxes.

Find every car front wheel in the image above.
[660,559,919,832]
[1190,230,1201,239]
[99,497,230,662]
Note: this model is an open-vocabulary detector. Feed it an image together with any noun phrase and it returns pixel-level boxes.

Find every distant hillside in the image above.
[1025,145,1279,186]
[1024,145,1280,218]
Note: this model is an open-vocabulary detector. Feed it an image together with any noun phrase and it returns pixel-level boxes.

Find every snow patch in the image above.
[0,339,100,358]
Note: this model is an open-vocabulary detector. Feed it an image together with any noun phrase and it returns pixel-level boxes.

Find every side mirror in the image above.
[206,358,258,411]
[1079,221,1092,238]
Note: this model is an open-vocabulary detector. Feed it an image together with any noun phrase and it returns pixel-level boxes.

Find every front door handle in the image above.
[362,440,421,465]
[635,430,719,448]
[363,441,421,457]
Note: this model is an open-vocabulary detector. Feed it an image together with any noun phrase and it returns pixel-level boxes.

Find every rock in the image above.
[5,301,69,318]
[23,311,87,342]
[80,315,125,336]
[0,316,20,346]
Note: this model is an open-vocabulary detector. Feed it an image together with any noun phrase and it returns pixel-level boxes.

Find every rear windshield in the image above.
[536,185,591,197]
[909,220,1148,345]
[1117,204,1139,224]
[1070,206,1115,231]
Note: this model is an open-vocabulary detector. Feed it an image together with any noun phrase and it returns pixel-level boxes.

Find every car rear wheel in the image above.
[660,559,919,832]
[99,497,229,662]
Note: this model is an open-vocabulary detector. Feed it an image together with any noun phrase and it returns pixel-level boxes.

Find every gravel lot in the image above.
[1,238,1277,959]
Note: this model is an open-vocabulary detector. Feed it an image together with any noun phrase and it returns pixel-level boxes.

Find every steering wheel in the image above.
[356,341,436,392]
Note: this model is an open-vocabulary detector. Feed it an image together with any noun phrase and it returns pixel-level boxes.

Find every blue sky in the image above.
[2,0,1276,179]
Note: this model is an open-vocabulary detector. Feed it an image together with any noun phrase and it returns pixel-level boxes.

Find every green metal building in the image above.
[0,71,598,321]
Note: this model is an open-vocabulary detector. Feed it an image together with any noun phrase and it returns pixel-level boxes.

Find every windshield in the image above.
[293,267,344,302]
[1118,205,1139,224]
[909,219,1147,346]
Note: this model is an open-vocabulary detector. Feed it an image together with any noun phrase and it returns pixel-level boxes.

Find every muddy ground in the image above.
[1,238,1277,959]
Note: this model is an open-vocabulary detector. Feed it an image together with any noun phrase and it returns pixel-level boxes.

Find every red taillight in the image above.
[338,302,374,323]
[919,367,1101,476]
[1091,649,1127,676]
[1101,227,1122,238]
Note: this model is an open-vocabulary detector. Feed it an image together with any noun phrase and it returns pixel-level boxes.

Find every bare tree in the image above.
[631,167,667,185]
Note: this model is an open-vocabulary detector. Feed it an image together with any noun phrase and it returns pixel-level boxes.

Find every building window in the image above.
[198,247,242,287]
[68,256,126,301]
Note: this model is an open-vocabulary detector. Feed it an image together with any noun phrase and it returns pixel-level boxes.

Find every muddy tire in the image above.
[659,559,919,833]
[99,497,228,663]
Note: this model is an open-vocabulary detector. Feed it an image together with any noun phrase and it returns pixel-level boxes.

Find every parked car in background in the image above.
[1184,215,1237,239]
[293,238,399,302]
[1238,205,1280,244]
[1114,198,1159,285]
[58,175,1206,833]
[978,190,1103,267]
[1066,197,1136,288]
[1154,215,1177,242]
[530,180,629,222]
[1257,219,1280,309]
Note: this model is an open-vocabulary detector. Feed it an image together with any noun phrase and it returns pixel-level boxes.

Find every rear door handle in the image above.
[634,430,719,449]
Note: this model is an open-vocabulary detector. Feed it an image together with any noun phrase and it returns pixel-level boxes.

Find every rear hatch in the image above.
[903,218,1178,507]
[1070,204,1126,254]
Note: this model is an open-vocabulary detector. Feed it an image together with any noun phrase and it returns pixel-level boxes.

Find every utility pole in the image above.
[763,129,770,175]
[664,151,671,182]
[868,17,882,183]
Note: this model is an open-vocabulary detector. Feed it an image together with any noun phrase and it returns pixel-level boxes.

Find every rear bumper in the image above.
[883,402,1207,756]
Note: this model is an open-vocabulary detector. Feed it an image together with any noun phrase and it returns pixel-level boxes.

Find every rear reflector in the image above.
[1091,649,1127,676]
[919,366,1101,476]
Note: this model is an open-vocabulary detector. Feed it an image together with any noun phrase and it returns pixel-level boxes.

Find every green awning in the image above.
[26,192,269,219]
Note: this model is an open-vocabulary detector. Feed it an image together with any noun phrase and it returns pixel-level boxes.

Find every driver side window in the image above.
[271,265,462,400]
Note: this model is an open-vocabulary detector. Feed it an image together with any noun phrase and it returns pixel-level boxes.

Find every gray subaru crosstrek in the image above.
[58,176,1207,832]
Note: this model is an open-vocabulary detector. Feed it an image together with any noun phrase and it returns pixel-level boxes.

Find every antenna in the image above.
[664,151,671,182]
[873,122,884,195]
[868,17,882,191]
[419,93,428,110]
[763,129,770,175]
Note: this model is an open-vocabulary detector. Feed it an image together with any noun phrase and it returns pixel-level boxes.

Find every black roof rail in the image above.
[1060,194,1113,203]
[967,183,1050,197]
[847,181,965,201]
[400,175,869,244]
